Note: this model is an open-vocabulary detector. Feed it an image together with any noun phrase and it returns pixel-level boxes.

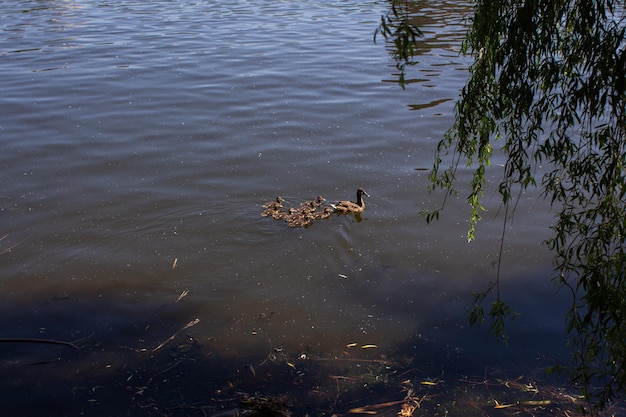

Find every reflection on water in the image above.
[0,0,576,415]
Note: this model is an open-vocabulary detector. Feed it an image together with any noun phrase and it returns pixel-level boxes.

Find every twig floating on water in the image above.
[175,289,189,303]
[152,318,200,353]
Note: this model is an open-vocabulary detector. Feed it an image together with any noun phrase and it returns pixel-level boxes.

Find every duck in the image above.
[262,196,285,217]
[331,188,369,213]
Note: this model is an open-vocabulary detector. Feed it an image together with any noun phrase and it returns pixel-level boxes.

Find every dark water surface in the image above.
[1,0,578,415]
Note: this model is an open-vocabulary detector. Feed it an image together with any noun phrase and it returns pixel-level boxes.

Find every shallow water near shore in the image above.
[0,0,600,415]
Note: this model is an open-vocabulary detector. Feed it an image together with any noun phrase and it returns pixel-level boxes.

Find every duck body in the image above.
[331,188,369,213]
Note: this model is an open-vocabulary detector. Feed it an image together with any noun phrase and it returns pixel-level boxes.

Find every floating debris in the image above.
[175,289,188,303]
[420,380,439,386]
[152,318,200,353]
[240,396,291,417]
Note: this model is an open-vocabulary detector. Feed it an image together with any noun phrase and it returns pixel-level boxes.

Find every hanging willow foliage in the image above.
[380,0,626,412]
[374,0,422,88]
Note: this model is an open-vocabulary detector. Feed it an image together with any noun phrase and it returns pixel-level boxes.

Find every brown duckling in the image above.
[262,196,285,210]
[286,208,313,228]
[331,188,369,213]
[262,196,285,217]
[278,207,297,220]
[311,206,332,220]
[314,195,326,207]
[300,195,325,212]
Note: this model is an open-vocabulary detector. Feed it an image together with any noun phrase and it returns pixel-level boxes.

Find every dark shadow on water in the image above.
[1,296,623,417]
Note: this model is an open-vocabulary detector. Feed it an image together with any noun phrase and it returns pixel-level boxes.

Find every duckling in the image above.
[287,208,313,228]
[274,207,296,220]
[311,206,332,220]
[331,188,369,213]
[262,196,285,217]
[299,195,324,213]
[262,196,284,210]
[271,210,286,220]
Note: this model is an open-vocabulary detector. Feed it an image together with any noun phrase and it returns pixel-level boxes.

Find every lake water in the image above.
[1,1,576,415]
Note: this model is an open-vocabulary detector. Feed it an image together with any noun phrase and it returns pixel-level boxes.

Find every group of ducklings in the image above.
[262,195,331,227]
[261,188,369,228]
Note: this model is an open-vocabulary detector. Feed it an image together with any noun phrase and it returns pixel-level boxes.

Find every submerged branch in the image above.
[0,337,81,350]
